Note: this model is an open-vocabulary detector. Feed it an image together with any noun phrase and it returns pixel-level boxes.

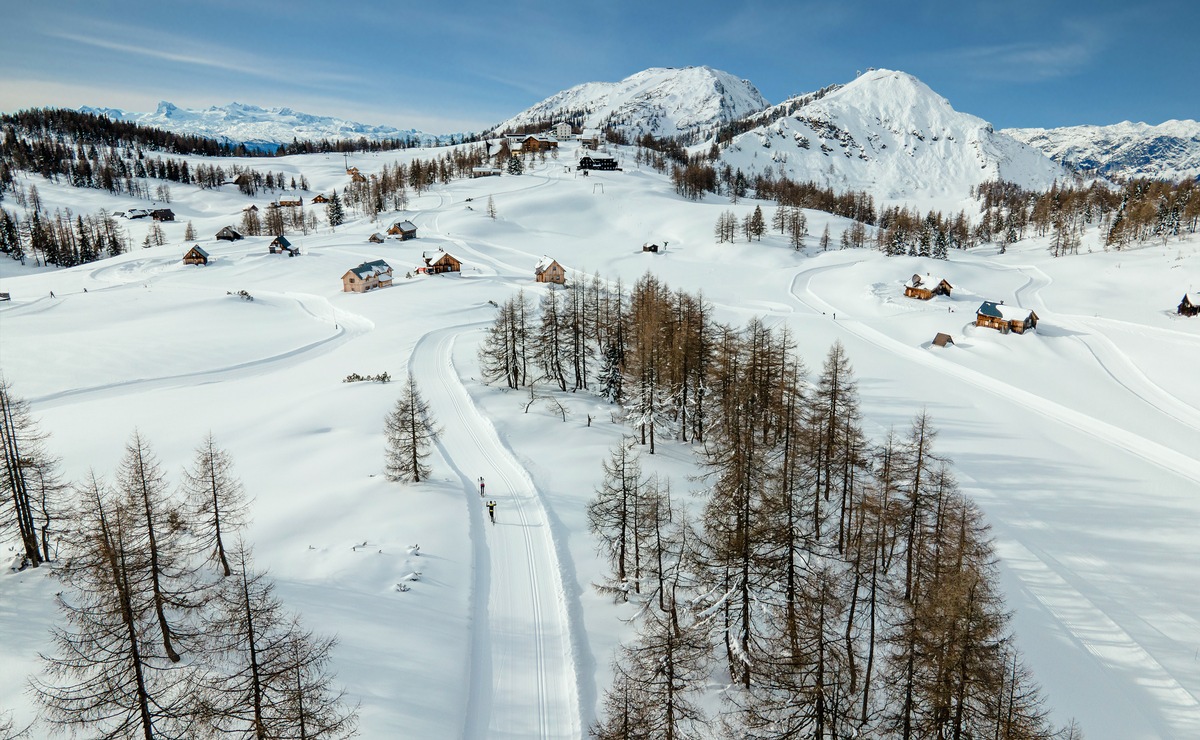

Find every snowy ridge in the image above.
[79,101,452,150]
[1002,120,1200,181]
[491,66,768,142]
[717,69,1071,204]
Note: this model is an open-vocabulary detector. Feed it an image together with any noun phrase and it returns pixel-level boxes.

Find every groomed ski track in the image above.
[410,326,583,740]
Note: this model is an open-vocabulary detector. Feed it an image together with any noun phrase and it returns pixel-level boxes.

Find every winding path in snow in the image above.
[409,326,583,740]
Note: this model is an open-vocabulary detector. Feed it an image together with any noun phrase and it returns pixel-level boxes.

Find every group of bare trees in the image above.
[588,332,1067,739]
[2,379,356,738]
[975,178,1198,253]
[472,276,1066,738]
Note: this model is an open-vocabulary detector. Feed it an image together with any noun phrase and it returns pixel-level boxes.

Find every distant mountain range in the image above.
[79,101,453,151]
[74,71,1198,190]
[1002,120,1200,181]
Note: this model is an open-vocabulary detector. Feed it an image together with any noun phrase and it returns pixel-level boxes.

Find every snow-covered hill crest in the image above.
[718,69,1072,204]
[491,66,768,142]
[1002,120,1200,181]
[79,101,453,150]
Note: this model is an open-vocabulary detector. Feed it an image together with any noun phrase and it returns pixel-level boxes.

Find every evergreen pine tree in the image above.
[506,155,523,176]
[326,191,345,228]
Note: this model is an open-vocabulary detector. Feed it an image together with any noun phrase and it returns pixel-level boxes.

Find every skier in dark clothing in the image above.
[479,477,486,497]
[486,500,496,524]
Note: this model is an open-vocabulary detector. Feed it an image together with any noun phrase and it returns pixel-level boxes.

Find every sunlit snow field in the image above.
[1,143,1198,738]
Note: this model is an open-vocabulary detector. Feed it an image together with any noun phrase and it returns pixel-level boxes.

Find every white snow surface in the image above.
[1004,119,1200,181]
[1,143,1199,740]
[717,69,1072,211]
[80,101,450,149]
[491,66,768,141]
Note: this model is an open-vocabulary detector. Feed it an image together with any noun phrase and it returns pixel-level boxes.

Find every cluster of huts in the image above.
[902,272,1039,343]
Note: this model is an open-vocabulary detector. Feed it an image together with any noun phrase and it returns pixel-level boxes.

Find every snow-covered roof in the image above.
[534,256,559,274]
[271,235,292,247]
[1183,293,1200,306]
[392,220,416,231]
[977,300,1035,322]
[905,274,950,289]
[187,246,209,257]
[347,259,392,279]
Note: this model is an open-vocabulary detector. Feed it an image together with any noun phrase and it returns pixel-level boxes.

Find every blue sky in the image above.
[2,0,1195,133]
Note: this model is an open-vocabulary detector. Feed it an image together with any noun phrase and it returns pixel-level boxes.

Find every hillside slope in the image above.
[717,69,1071,207]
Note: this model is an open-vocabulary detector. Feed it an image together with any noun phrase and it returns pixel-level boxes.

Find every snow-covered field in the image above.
[1,143,1198,739]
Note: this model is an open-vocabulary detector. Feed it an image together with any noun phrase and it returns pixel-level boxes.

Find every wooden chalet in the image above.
[183,245,209,265]
[311,194,329,204]
[578,153,618,171]
[350,171,367,183]
[904,273,952,300]
[422,250,461,275]
[151,208,175,222]
[387,220,418,240]
[642,243,661,253]
[975,301,1038,334]
[125,208,149,219]
[275,195,303,207]
[534,256,565,284]
[269,235,298,256]
[1179,293,1200,317]
[341,259,393,293]
[519,134,559,152]
[368,232,385,243]
[932,332,954,347]
[580,129,601,149]
[472,166,503,178]
[216,226,243,242]
[242,204,259,212]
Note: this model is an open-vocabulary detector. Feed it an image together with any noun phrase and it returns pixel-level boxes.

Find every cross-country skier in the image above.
[486,500,496,524]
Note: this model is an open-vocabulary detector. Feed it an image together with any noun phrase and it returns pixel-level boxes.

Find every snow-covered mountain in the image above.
[491,66,768,142]
[717,69,1072,205]
[79,101,453,150]
[1002,120,1200,181]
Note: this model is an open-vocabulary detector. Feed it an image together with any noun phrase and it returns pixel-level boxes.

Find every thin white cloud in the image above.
[45,23,357,89]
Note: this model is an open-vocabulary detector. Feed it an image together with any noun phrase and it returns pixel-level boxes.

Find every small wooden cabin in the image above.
[534,256,565,284]
[242,204,259,212]
[578,153,618,171]
[472,166,502,178]
[368,233,385,244]
[275,195,303,207]
[269,235,298,256]
[1179,293,1200,317]
[975,301,1038,334]
[183,245,209,265]
[388,220,418,240]
[580,129,601,149]
[932,333,954,347]
[520,135,559,152]
[642,243,660,253]
[350,171,367,183]
[423,250,461,275]
[151,208,175,222]
[341,259,393,293]
[216,226,243,242]
[311,194,329,204]
[904,273,953,300]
